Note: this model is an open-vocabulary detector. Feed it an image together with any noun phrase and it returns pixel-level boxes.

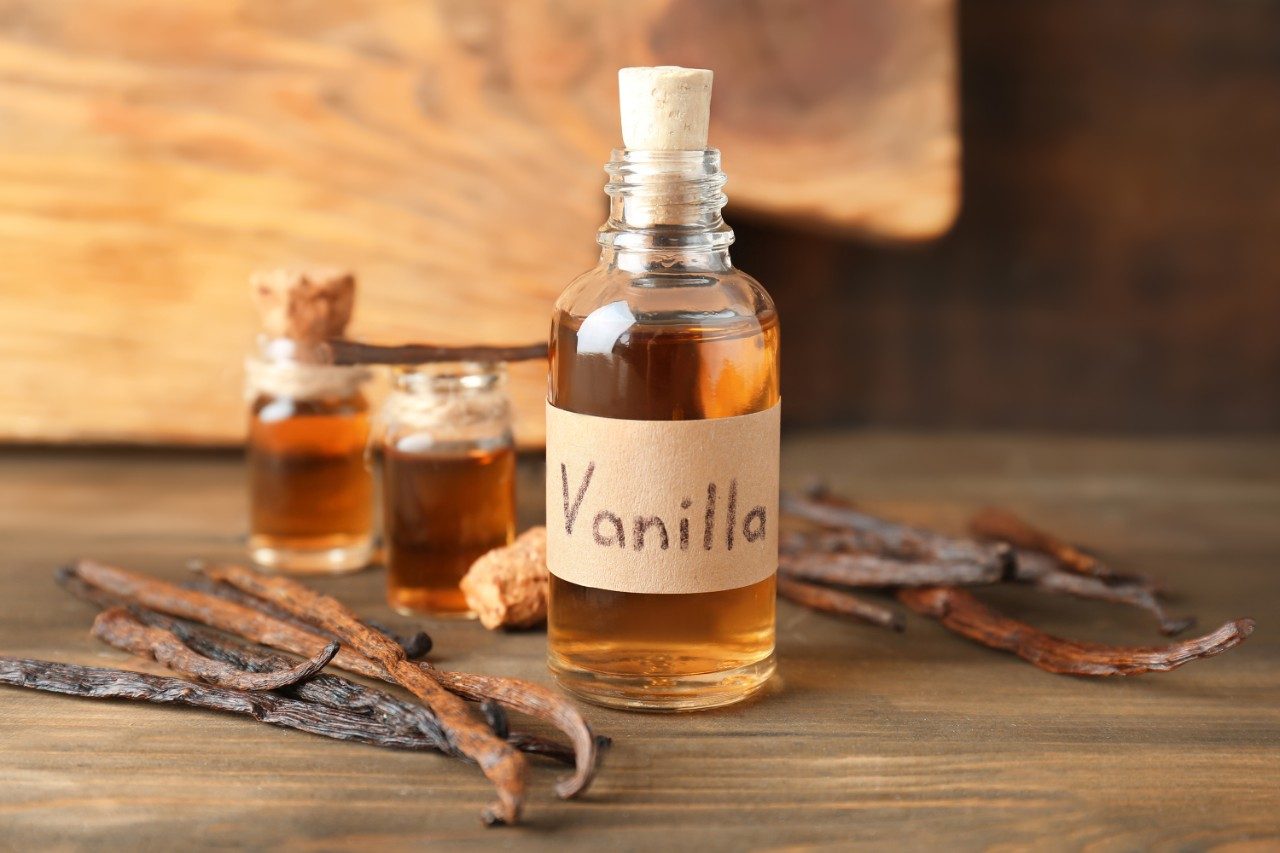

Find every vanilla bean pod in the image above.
[73,560,391,678]
[162,616,453,750]
[92,607,339,691]
[197,565,532,823]
[57,563,596,768]
[897,586,1254,676]
[777,575,905,632]
[329,339,547,366]
[366,620,434,660]
[57,567,457,754]
[1012,550,1195,636]
[779,531,1195,636]
[508,733,611,766]
[139,601,580,765]
[189,564,602,800]
[69,559,602,801]
[783,489,1012,573]
[74,560,525,825]
[970,507,1105,578]
[970,507,1163,590]
[780,549,1001,587]
[184,571,432,660]
[0,656,460,751]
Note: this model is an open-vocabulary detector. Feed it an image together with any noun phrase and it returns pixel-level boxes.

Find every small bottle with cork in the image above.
[245,269,375,574]
[545,67,781,710]
[381,362,517,617]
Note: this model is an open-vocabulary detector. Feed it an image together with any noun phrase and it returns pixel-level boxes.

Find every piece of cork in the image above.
[461,527,549,630]
[250,268,356,343]
[619,66,713,150]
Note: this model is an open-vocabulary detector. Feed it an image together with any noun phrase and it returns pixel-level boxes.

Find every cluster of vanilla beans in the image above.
[779,486,1255,676]
[0,561,606,826]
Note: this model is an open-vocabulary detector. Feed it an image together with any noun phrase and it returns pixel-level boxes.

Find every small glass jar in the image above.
[245,336,375,573]
[381,362,517,617]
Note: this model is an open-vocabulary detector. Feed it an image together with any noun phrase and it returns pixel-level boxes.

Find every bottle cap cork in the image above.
[618,66,713,150]
[250,268,356,343]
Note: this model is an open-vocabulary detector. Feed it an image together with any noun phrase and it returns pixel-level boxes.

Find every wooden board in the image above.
[1,432,1276,848]
[0,0,957,447]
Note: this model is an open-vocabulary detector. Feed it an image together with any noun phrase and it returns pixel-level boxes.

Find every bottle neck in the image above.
[598,149,734,273]
[384,362,512,445]
[245,335,368,400]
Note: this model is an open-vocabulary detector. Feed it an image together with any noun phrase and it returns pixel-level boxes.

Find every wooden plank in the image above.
[0,433,1277,848]
[738,0,1280,435]
[0,0,958,447]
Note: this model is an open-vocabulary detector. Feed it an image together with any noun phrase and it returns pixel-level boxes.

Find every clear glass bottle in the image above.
[246,336,375,573]
[546,147,780,710]
[381,363,517,617]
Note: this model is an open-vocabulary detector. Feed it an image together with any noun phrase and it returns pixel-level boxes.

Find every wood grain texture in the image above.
[1,433,1277,849]
[738,0,1280,435]
[0,0,957,447]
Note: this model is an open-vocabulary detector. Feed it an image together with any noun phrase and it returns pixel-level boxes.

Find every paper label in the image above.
[545,401,780,594]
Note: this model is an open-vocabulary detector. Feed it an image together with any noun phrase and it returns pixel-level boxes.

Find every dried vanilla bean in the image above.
[162,616,453,750]
[897,586,1254,676]
[72,560,389,678]
[206,564,606,806]
[184,571,432,661]
[329,339,547,366]
[426,668,604,799]
[69,559,602,801]
[59,566,592,770]
[165,563,528,825]
[509,733,611,766]
[0,656,456,752]
[58,567,460,753]
[72,561,525,824]
[480,700,510,740]
[366,620,434,660]
[187,564,602,800]
[1012,550,1194,636]
[140,602,581,765]
[970,507,1105,578]
[783,489,1011,574]
[91,607,338,691]
[777,575,904,632]
[780,549,1001,587]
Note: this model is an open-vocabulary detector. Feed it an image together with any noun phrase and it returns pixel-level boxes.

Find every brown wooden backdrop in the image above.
[4,0,1273,442]
[746,0,1280,434]
[0,0,957,447]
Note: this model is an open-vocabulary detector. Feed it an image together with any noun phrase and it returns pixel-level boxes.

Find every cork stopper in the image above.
[250,268,356,343]
[618,66,713,150]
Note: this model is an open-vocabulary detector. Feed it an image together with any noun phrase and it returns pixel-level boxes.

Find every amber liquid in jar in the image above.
[248,392,375,573]
[383,442,516,616]
[548,309,779,707]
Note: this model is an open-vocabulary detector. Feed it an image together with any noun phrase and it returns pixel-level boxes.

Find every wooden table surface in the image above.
[1,433,1277,850]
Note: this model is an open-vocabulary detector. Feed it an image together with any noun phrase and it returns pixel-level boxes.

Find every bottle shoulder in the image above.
[553,261,776,329]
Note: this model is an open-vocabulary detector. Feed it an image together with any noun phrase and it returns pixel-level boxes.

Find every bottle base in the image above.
[389,601,478,620]
[547,651,776,712]
[387,586,477,619]
[249,536,374,575]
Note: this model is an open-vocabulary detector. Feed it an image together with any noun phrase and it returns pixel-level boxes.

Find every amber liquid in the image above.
[247,393,374,573]
[383,442,516,617]
[548,308,779,709]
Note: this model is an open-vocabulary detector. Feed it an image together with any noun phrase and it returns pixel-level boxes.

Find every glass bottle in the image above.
[546,139,781,711]
[381,363,517,617]
[246,336,375,573]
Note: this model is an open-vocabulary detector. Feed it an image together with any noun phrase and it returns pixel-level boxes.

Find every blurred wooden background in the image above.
[0,0,957,446]
[4,0,1276,446]
[748,0,1280,434]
